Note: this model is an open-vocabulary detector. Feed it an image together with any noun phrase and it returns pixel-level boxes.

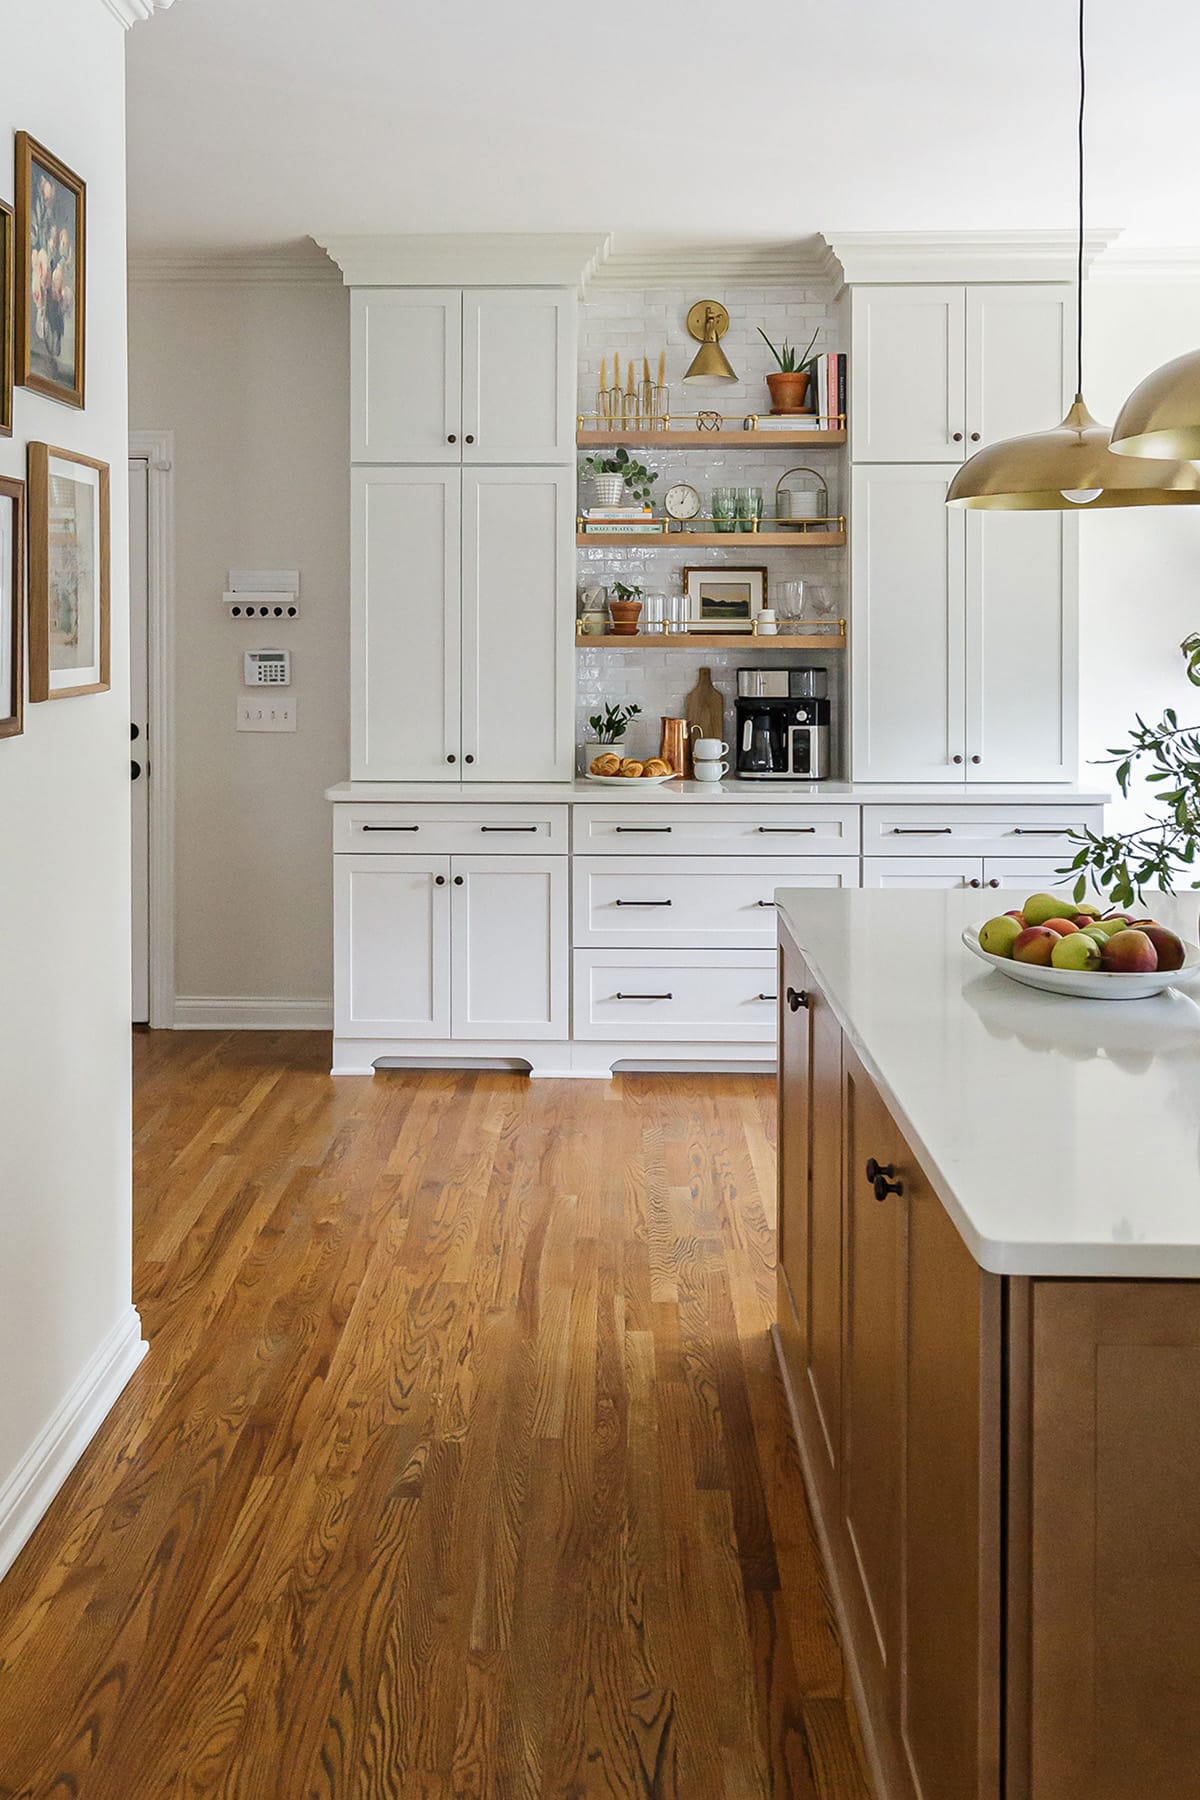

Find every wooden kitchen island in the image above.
[774,887,1200,1800]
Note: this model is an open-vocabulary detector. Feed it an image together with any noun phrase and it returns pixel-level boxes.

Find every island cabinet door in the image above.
[776,941,813,1376]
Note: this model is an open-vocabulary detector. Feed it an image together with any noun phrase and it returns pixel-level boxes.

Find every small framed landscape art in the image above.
[0,197,12,436]
[0,475,24,737]
[682,564,768,633]
[15,134,85,410]
[27,442,109,702]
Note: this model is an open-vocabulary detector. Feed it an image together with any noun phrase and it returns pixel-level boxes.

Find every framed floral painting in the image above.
[0,196,12,436]
[0,475,23,737]
[27,443,108,702]
[15,134,85,410]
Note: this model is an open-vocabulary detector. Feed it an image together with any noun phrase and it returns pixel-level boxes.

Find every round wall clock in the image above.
[664,483,702,522]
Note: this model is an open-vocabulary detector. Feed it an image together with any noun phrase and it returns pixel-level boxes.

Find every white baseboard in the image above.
[0,1306,147,1584]
[172,996,333,1030]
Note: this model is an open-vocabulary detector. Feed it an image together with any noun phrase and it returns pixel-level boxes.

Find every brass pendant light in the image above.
[947,0,1200,511]
[1111,349,1200,462]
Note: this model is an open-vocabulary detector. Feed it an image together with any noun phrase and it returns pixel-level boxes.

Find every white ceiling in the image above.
[125,0,1200,257]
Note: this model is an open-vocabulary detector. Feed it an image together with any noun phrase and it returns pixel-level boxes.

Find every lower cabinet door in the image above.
[334,854,450,1038]
[450,854,568,1039]
[862,855,985,890]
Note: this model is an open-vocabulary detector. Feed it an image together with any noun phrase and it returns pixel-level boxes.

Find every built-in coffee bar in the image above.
[735,667,831,780]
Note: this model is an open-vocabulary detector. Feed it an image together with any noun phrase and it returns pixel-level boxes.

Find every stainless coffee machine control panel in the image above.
[735,667,831,780]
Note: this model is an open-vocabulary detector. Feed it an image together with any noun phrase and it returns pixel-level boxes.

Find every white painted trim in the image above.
[825,228,1122,287]
[1089,244,1200,283]
[0,1308,147,1583]
[130,433,176,1030]
[589,235,837,289]
[332,1036,776,1078]
[100,0,176,26]
[174,996,334,1030]
[314,233,611,292]
[128,246,341,286]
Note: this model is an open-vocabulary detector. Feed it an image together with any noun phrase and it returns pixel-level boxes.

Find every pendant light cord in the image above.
[1074,0,1085,401]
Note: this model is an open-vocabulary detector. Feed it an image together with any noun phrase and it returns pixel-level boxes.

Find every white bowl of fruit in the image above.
[964,893,1200,1001]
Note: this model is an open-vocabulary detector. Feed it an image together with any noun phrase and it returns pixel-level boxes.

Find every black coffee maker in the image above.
[735,669,831,780]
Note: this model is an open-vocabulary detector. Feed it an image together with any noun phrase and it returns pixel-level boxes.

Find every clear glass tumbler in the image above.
[736,486,764,533]
[711,487,737,534]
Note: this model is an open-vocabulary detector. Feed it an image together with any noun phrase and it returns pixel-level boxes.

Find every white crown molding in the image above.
[589,236,838,290]
[100,0,176,26]
[313,233,611,292]
[824,229,1123,287]
[1088,244,1200,284]
[128,245,341,285]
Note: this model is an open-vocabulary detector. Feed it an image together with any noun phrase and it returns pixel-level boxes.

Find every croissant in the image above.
[642,758,671,777]
[590,753,621,776]
[619,760,644,778]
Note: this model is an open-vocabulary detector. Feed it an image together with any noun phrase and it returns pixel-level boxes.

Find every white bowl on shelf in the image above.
[961,925,1200,1001]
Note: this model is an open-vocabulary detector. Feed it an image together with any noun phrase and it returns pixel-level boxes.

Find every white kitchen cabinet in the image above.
[862,857,985,891]
[964,285,1073,449]
[352,467,461,781]
[451,855,568,1039]
[351,289,462,463]
[851,464,966,782]
[573,856,860,950]
[334,854,452,1038]
[462,290,576,464]
[460,467,574,782]
[351,287,574,466]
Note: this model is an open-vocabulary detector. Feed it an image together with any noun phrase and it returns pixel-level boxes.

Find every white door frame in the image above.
[129,430,176,1028]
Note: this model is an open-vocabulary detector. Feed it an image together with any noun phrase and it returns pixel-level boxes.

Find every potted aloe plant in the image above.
[758,325,820,415]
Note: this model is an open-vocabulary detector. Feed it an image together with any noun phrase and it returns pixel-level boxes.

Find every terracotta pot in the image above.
[766,370,811,415]
[608,599,642,636]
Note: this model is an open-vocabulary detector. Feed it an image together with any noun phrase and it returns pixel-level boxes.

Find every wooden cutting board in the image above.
[684,666,724,755]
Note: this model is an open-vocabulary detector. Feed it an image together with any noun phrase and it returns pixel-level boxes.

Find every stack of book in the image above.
[800,351,847,426]
[580,506,654,535]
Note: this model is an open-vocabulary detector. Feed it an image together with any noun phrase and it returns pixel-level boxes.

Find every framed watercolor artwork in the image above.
[27,442,109,702]
[15,134,85,410]
[0,197,12,436]
[682,564,768,633]
[0,475,24,737]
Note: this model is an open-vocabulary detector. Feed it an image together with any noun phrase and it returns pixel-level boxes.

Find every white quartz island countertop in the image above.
[776,885,1200,1280]
[327,779,1109,806]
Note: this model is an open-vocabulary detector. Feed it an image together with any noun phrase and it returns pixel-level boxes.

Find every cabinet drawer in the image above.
[334,804,569,855]
[862,804,1103,861]
[573,804,861,857]
[574,857,859,949]
[573,950,778,1042]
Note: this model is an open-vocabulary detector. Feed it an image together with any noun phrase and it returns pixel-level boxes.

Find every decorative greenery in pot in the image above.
[587,699,642,745]
[607,580,643,637]
[758,325,820,415]
[1065,633,1200,906]
[579,446,659,507]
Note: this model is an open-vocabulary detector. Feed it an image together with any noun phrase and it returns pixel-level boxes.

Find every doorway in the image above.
[128,432,175,1027]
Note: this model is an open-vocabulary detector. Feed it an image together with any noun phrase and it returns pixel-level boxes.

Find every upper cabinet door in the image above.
[965,510,1077,782]
[351,468,461,780]
[851,465,966,782]
[460,467,574,782]
[351,289,462,462]
[461,290,576,464]
[965,284,1072,449]
[851,286,966,461]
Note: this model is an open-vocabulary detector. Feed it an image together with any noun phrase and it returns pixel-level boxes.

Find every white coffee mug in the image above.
[693,737,729,760]
[693,760,729,782]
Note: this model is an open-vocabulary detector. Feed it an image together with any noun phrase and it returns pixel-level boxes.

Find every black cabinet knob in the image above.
[464,754,475,765]
[968,877,982,888]
[988,878,1001,888]
[952,431,964,442]
[130,721,140,741]
[446,753,457,764]
[865,1158,894,1184]
[435,875,446,886]
[874,1173,904,1201]
[447,434,457,444]
[970,431,981,442]
[130,760,142,781]
[952,754,963,764]
[786,987,808,1012]
[454,875,464,886]
[971,754,982,764]
[465,435,475,445]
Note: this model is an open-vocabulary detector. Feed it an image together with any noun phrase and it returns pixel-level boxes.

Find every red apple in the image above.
[1012,926,1059,966]
[1042,918,1079,936]
[1101,929,1158,973]
[1142,925,1186,972]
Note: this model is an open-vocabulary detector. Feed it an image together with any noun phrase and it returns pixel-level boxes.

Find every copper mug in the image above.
[659,716,690,778]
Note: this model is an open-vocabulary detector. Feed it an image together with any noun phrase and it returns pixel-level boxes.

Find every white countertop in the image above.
[776,886,1200,1279]
[327,779,1109,807]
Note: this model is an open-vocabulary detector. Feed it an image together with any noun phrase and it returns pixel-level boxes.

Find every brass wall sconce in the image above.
[683,301,738,383]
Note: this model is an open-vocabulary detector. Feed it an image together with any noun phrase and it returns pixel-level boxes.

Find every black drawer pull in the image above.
[361,824,419,833]
[1011,827,1068,837]
[616,991,673,1001]
[786,987,808,1012]
[757,826,817,834]
[614,899,672,907]
[757,993,778,1002]
[756,899,777,908]
[889,826,953,836]
[615,825,672,833]
[480,825,539,833]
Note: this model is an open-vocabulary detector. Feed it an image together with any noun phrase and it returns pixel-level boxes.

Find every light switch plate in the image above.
[237,698,297,732]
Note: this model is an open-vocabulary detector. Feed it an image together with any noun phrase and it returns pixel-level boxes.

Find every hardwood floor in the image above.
[0,1033,869,1800]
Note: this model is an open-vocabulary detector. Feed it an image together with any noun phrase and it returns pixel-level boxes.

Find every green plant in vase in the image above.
[586,699,642,745]
[758,324,820,415]
[578,446,659,507]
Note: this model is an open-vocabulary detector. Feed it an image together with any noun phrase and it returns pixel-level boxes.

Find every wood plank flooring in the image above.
[0,1033,869,1800]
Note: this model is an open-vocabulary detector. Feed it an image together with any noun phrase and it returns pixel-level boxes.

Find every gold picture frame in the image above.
[0,197,12,437]
[0,475,23,737]
[27,442,109,702]
[15,133,86,411]
[682,564,768,633]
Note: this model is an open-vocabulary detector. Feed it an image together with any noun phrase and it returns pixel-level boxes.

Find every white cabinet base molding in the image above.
[332,1037,776,1080]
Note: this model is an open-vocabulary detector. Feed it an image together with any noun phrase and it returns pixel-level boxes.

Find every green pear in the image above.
[1051,931,1102,972]
[979,915,1023,958]
[1023,892,1068,927]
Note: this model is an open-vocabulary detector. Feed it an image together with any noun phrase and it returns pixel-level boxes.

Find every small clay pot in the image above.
[608,598,642,636]
[766,370,811,415]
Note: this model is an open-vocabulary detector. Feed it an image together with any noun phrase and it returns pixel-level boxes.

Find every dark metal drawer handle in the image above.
[615,991,673,1001]
[786,987,808,1012]
[361,824,420,832]
[614,899,672,907]
[757,826,817,834]
[1011,828,1069,837]
[757,993,778,1002]
[889,827,953,836]
[615,826,672,833]
[480,825,539,833]
[756,899,777,908]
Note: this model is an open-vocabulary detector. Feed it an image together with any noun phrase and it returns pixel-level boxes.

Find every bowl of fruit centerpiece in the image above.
[964,893,1200,1001]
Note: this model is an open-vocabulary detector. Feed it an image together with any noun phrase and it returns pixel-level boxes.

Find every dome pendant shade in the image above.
[1111,349,1200,461]
[945,397,1200,510]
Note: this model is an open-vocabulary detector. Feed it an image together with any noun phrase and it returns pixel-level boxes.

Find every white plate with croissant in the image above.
[586,754,676,784]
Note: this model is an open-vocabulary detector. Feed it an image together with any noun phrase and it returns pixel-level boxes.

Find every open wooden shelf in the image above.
[577,631,847,651]
[577,530,846,548]
[577,428,846,448]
